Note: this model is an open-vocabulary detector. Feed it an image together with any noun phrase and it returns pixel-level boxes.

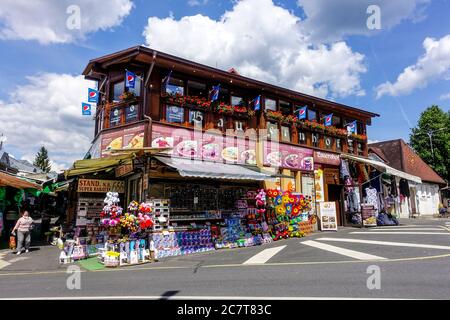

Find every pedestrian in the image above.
[11,211,34,255]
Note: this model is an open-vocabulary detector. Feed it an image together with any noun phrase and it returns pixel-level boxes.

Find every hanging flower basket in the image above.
[119,91,137,102]
[216,103,234,115]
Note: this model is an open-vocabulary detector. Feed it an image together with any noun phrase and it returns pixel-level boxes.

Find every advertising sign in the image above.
[150,124,257,165]
[77,179,125,193]
[262,141,314,171]
[100,123,145,157]
[110,108,121,126]
[314,169,325,202]
[314,151,341,166]
[125,105,138,123]
[115,162,134,178]
[319,202,338,231]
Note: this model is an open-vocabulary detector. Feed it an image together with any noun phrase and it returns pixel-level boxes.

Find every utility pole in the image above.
[426,128,446,163]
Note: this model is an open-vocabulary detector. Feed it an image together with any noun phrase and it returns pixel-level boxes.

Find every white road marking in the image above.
[0,296,418,300]
[243,245,287,264]
[351,232,450,235]
[301,240,386,261]
[369,228,445,231]
[318,237,450,250]
[0,252,11,270]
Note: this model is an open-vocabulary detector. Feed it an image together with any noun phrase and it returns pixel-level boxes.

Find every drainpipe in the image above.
[143,50,157,119]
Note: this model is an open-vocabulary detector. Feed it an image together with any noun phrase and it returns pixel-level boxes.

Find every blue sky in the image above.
[0,0,449,170]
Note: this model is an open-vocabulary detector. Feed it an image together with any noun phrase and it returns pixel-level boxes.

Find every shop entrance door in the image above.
[327,184,344,226]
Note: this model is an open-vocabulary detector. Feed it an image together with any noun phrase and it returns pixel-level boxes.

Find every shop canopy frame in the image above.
[341,154,422,184]
[154,156,277,181]
[0,170,43,190]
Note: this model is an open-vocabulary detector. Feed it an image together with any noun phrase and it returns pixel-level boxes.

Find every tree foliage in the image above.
[409,105,450,183]
[33,146,52,173]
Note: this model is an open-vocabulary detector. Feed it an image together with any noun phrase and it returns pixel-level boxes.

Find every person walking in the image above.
[11,211,34,255]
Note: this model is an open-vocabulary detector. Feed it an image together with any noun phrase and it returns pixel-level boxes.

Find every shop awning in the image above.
[154,156,275,181]
[65,153,136,177]
[0,171,43,190]
[341,154,422,184]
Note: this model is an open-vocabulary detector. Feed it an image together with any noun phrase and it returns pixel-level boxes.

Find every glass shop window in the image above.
[111,81,124,102]
[312,133,320,147]
[166,105,185,124]
[332,115,342,128]
[267,122,279,140]
[188,80,206,98]
[189,110,204,128]
[336,138,342,151]
[279,100,291,116]
[218,87,230,104]
[298,131,307,145]
[231,96,245,107]
[308,109,317,122]
[324,136,333,149]
[125,105,139,123]
[265,98,277,111]
[110,107,122,127]
[166,78,184,96]
[128,75,141,97]
[281,126,291,142]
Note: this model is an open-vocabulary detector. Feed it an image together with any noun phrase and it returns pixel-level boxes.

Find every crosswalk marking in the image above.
[369,228,444,231]
[301,240,386,260]
[243,245,287,264]
[317,237,450,250]
[351,231,450,235]
[0,252,11,270]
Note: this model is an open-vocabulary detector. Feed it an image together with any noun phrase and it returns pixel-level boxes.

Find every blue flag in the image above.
[82,103,92,116]
[162,70,172,89]
[295,106,307,120]
[210,84,220,102]
[324,113,333,126]
[347,120,357,134]
[88,88,98,103]
[125,70,136,89]
[252,95,261,111]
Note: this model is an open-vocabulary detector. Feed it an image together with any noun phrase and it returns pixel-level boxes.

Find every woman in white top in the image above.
[12,211,33,255]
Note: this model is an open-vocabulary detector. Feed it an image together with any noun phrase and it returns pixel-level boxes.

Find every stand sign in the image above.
[319,202,338,231]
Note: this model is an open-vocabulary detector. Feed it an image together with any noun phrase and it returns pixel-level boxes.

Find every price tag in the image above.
[162,230,170,236]
[190,223,197,228]
[205,222,211,226]
[193,197,198,204]
[172,223,178,227]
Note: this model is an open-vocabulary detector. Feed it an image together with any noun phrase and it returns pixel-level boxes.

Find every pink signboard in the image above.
[151,124,257,165]
[263,141,314,171]
[101,124,145,157]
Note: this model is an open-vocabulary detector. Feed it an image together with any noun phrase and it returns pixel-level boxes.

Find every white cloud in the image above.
[188,0,209,6]
[376,35,450,98]
[439,93,450,101]
[0,73,96,171]
[143,0,367,98]
[0,0,133,44]
[297,0,430,42]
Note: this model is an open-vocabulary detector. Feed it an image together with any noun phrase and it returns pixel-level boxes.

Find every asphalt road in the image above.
[1,218,449,300]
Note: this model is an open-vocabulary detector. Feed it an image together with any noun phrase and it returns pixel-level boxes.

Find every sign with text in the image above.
[150,124,257,165]
[319,202,338,231]
[115,162,134,178]
[100,123,145,157]
[77,179,125,193]
[262,141,314,171]
[313,151,341,166]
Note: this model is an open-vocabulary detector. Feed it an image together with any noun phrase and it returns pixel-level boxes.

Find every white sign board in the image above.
[319,202,338,231]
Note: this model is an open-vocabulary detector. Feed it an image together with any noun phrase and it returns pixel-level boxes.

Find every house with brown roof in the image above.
[369,139,446,217]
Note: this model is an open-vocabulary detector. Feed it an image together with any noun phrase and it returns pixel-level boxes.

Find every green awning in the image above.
[65,153,136,177]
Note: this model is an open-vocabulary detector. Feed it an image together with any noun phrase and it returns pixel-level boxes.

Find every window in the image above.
[128,75,141,97]
[279,100,291,115]
[188,81,206,97]
[166,105,184,123]
[281,126,290,142]
[357,122,365,135]
[166,78,184,96]
[298,131,307,145]
[308,109,317,122]
[265,98,277,111]
[231,96,245,107]
[110,107,122,127]
[125,105,139,123]
[312,133,319,147]
[332,115,341,127]
[218,87,229,104]
[267,122,278,140]
[111,81,124,102]
[324,136,333,149]
[189,110,204,128]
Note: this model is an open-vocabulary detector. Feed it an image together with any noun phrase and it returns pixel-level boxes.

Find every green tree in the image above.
[33,146,52,173]
[409,105,450,183]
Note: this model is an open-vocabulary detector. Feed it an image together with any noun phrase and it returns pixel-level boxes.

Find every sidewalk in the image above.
[0,242,65,273]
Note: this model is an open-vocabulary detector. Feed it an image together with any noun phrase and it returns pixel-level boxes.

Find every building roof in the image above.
[369,139,447,185]
[82,45,379,123]
[368,146,389,163]
[9,157,42,174]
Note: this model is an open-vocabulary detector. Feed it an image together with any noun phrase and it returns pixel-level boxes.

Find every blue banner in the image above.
[88,88,98,103]
[125,70,136,89]
[82,103,91,116]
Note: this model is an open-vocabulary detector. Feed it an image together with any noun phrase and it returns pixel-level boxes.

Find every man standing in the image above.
[11,211,33,255]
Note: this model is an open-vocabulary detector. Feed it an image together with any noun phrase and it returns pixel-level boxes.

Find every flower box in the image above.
[266,110,285,122]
